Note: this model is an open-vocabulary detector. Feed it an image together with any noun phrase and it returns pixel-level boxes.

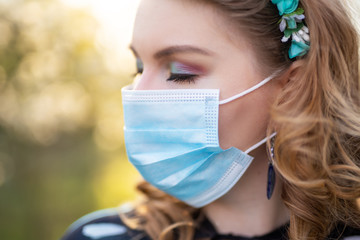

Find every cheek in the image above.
[218,89,273,150]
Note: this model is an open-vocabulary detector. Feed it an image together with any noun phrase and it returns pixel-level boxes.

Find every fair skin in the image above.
[131,0,290,237]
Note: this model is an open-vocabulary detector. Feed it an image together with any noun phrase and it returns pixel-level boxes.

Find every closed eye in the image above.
[166,62,201,84]
[167,74,198,84]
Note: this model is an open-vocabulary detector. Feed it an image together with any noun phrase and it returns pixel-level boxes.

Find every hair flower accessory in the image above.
[271,0,310,59]
[271,0,299,15]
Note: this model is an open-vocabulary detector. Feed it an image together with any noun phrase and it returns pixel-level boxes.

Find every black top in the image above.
[61,208,360,240]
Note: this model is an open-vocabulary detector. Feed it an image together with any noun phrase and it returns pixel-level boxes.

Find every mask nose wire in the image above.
[218,73,277,105]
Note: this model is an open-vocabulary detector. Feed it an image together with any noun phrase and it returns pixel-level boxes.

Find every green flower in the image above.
[271,0,299,15]
[289,40,310,59]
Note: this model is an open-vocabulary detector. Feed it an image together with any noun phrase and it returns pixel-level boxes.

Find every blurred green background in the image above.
[0,0,141,239]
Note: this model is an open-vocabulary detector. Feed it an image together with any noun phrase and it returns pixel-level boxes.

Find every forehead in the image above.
[132,0,248,56]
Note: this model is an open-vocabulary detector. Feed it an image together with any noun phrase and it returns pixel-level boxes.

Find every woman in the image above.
[62,0,360,239]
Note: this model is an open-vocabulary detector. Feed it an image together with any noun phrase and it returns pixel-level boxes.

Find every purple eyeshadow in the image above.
[170,62,202,75]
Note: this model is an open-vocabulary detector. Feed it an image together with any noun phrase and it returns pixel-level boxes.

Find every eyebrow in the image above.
[129,45,214,59]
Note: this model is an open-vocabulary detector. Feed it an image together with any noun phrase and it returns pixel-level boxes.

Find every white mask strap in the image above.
[244,132,277,154]
[219,74,276,105]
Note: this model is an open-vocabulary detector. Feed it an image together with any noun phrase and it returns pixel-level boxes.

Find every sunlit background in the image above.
[0,0,359,240]
[0,0,141,239]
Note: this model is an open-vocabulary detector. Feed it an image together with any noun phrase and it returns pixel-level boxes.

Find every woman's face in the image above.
[131,0,282,151]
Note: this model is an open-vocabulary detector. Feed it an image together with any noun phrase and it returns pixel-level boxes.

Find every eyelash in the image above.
[167,73,197,84]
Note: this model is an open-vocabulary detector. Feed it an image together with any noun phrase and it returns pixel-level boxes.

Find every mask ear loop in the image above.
[219,74,275,105]
[244,132,277,154]
[218,72,279,198]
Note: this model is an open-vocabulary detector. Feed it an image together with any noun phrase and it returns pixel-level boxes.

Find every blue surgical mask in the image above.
[122,75,275,208]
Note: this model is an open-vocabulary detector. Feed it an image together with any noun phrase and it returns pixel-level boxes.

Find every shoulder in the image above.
[329,224,360,240]
[61,207,150,240]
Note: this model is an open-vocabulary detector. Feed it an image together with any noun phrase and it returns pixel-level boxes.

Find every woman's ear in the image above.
[277,60,305,87]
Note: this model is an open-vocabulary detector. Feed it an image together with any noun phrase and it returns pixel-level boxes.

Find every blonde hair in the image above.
[122,0,360,239]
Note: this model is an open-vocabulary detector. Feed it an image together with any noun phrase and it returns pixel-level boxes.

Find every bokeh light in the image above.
[0,0,141,239]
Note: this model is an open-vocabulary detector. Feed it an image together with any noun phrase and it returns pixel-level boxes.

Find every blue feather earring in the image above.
[267,137,276,200]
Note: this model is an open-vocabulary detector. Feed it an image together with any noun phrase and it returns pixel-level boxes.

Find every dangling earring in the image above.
[266,137,276,200]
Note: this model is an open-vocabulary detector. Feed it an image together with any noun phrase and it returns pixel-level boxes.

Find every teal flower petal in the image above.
[289,40,310,59]
[271,0,299,15]
[286,18,297,29]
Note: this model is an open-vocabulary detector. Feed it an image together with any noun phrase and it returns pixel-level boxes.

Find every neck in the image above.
[202,145,289,237]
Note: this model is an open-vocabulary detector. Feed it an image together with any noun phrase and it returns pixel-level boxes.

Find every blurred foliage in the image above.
[0,0,139,239]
